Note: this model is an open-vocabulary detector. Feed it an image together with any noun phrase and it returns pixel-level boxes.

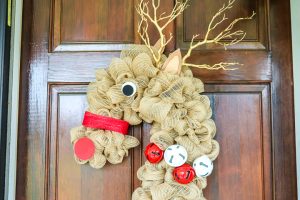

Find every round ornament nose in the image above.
[121,82,137,97]
[173,164,196,184]
[74,137,95,161]
[193,155,214,178]
[164,145,188,167]
[144,143,164,164]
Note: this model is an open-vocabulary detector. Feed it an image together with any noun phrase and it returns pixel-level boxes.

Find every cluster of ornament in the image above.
[144,143,214,184]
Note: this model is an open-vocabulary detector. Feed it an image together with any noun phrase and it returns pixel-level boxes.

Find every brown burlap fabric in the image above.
[70,45,219,199]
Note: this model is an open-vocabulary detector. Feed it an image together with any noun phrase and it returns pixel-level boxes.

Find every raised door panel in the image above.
[60,0,134,43]
[48,85,142,199]
[177,0,268,50]
[47,84,272,200]
[50,0,176,52]
[50,0,137,51]
[177,0,271,83]
[204,84,272,200]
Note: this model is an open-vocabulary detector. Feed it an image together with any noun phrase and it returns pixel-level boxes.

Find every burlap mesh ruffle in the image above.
[71,126,140,168]
[71,47,160,167]
[133,66,219,199]
[70,45,219,199]
[132,159,208,200]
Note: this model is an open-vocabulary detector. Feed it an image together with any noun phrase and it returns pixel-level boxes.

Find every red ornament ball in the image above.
[173,164,196,184]
[144,143,164,164]
[74,137,95,161]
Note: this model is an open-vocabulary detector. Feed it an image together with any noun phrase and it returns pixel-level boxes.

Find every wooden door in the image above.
[17,0,297,199]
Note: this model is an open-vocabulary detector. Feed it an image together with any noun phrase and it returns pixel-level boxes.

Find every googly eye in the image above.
[121,82,137,97]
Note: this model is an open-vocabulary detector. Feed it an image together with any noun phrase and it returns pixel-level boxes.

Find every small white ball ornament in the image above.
[193,155,214,178]
[164,145,188,167]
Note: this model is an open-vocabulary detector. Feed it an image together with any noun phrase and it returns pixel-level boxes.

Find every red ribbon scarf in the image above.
[82,111,129,135]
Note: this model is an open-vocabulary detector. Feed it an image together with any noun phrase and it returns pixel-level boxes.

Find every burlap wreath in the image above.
[70,45,219,199]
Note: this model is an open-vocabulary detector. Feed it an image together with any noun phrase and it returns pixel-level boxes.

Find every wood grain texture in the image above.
[50,0,176,52]
[50,0,137,51]
[17,0,49,199]
[60,0,134,43]
[17,0,297,199]
[270,0,298,199]
[203,84,272,200]
[47,85,142,200]
[47,51,271,83]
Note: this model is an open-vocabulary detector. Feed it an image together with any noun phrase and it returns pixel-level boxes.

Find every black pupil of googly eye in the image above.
[122,85,134,96]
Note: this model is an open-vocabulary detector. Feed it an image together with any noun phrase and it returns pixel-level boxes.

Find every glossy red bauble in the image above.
[173,164,196,184]
[144,143,164,164]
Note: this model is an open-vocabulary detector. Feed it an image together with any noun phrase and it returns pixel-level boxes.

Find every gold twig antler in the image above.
[137,0,255,71]
[182,0,255,70]
[187,62,242,71]
[137,0,189,67]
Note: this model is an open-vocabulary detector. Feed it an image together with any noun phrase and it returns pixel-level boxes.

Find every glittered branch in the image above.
[182,0,255,70]
[137,0,189,66]
[187,62,243,71]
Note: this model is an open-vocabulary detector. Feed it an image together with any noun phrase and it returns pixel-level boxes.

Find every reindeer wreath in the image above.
[70,0,254,199]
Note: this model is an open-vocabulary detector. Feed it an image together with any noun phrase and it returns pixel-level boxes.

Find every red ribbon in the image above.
[82,111,129,135]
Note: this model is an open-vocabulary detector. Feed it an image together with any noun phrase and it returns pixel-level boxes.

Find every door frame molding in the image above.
[0,0,10,199]
[291,0,300,196]
[5,0,23,199]
[269,0,298,198]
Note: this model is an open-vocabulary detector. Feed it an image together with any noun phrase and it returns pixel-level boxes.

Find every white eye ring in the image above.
[121,82,137,97]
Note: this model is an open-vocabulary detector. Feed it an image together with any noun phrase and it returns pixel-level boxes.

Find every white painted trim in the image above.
[5,0,22,199]
[291,0,300,199]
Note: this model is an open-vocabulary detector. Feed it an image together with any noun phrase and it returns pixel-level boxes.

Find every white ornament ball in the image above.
[193,155,213,178]
[164,145,188,167]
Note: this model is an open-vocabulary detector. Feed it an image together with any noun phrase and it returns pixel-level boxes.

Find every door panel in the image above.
[204,85,272,200]
[60,0,134,42]
[48,85,142,199]
[178,0,268,50]
[50,0,175,52]
[17,0,297,200]
[51,0,136,51]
